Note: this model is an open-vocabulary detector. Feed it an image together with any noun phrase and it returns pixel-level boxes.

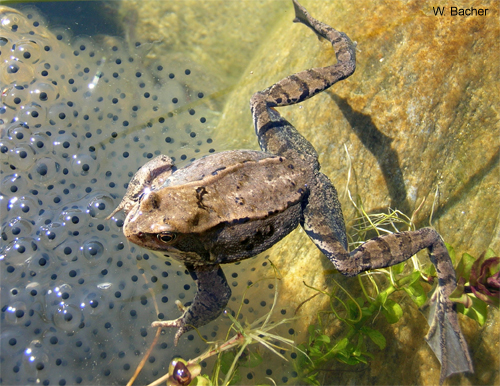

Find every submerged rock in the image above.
[214,0,499,384]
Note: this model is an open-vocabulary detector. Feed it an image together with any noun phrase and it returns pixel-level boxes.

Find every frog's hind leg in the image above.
[250,0,355,160]
[152,264,231,345]
[302,178,473,382]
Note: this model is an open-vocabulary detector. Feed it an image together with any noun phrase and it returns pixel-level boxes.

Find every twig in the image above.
[127,327,162,386]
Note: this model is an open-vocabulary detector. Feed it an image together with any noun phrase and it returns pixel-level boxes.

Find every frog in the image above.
[108,1,473,382]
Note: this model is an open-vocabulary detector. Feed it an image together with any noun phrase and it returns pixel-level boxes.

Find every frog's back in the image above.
[163,150,287,187]
[141,150,311,235]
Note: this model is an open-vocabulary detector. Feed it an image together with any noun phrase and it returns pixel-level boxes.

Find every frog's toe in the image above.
[151,317,191,346]
[151,319,182,329]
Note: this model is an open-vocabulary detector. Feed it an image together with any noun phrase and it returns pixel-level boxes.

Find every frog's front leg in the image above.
[152,264,231,345]
[302,174,473,383]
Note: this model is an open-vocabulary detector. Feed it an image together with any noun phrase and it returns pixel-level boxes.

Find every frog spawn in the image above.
[0,5,298,386]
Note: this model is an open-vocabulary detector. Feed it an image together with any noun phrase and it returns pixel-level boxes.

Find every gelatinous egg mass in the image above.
[0,5,243,384]
[0,6,297,386]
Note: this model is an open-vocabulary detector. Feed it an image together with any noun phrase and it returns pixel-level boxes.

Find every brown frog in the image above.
[108,1,473,382]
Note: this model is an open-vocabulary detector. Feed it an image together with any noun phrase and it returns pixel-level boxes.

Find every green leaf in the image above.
[317,337,350,363]
[455,253,476,282]
[396,270,420,287]
[375,290,389,306]
[191,374,212,386]
[361,350,375,360]
[421,262,436,278]
[457,295,488,326]
[240,350,263,368]
[332,336,350,352]
[302,373,321,386]
[308,324,318,345]
[353,333,364,356]
[337,353,362,365]
[484,248,497,259]
[382,298,403,324]
[308,346,323,358]
[227,370,241,386]
[351,348,369,364]
[391,261,405,275]
[361,326,386,350]
[403,280,428,307]
[219,351,236,375]
[315,334,331,344]
[445,243,456,265]
[337,355,364,365]
[333,342,353,363]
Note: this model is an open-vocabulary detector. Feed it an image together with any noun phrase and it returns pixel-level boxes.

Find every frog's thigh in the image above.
[301,171,348,252]
[251,93,318,162]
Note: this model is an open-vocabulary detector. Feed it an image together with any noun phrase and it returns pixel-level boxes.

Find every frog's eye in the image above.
[157,232,177,244]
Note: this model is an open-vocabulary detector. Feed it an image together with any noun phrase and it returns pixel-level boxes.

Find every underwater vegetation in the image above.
[293,203,500,385]
[211,0,498,383]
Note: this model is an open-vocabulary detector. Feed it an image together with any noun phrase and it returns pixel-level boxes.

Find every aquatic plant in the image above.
[123,168,500,386]
[292,194,499,385]
[122,191,499,386]
[449,247,499,325]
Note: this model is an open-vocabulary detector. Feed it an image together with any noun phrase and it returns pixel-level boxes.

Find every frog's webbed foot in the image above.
[106,155,174,219]
[152,264,231,346]
[422,278,473,384]
[302,174,473,382]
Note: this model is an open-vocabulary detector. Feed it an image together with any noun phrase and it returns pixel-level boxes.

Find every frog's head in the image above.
[122,187,217,257]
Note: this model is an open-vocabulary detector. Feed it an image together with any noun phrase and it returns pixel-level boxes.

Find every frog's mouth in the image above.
[126,230,213,264]
[126,231,172,252]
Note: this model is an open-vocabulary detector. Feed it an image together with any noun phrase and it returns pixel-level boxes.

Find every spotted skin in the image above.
[106,155,175,219]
